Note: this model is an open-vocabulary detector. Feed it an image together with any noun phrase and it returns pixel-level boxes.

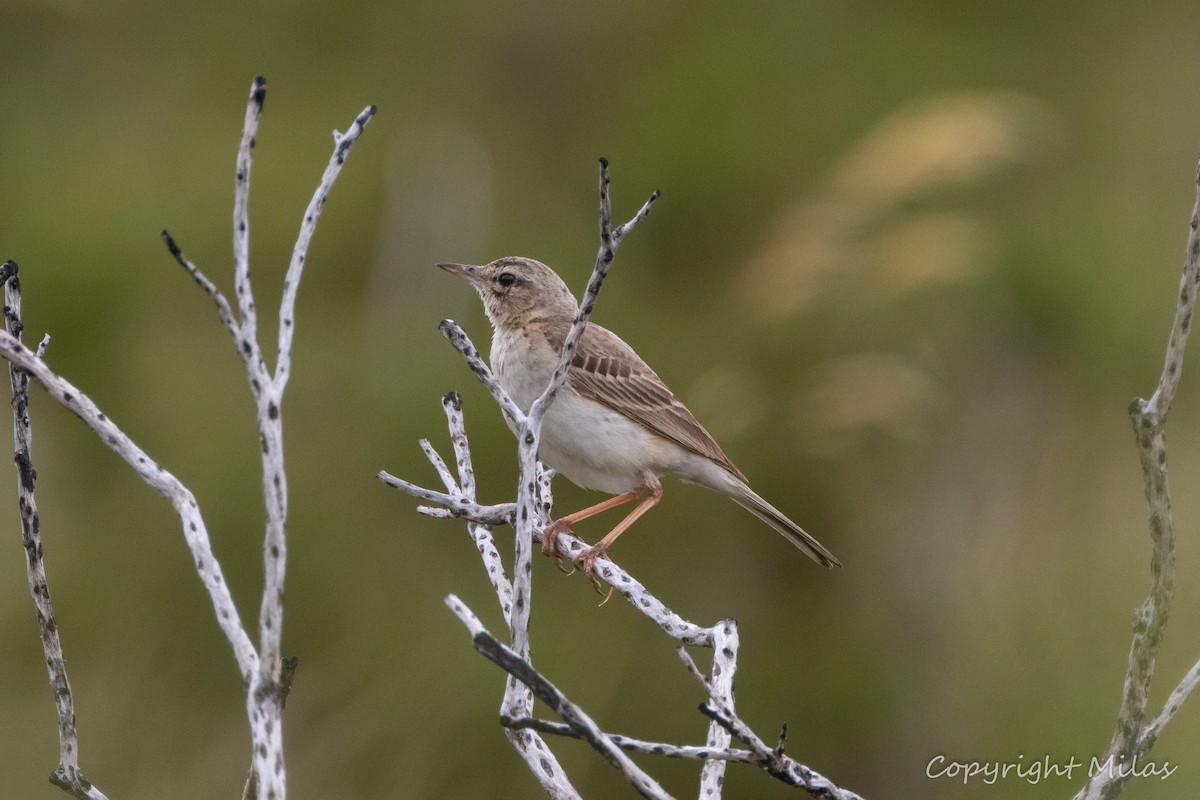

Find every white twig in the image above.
[0,328,258,678]
[447,595,672,800]
[1074,154,1200,800]
[438,321,527,428]
[2,262,109,800]
[445,595,581,799]
[378,471,515,526]
[536,463,555,526]
[503,158,659,726]
[1142,655,1200,746]
[163,77,372,800]
[699,620,739,795]
[274,103,376,394]
[418,438,457,492]
[233,76,265,347]
[678,649,864,800]
[506,717,757,763]
[161,232,239,346]
[442,392,515,617]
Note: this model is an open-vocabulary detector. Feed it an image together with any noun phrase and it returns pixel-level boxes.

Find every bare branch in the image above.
[678,648,864,799]
[234,87,372,800]
[378,470,515,526]
[505,717,757,764]
[274,103,375,393]
[418,438,457,492]
[524,159,660,436]
[161,230,239,342]
[2,262,109,800]
[1142,655,1200,746]
[4,78,369,800]
[438,320,526,428]
[1073,155,1200,800]
[441,392,515,618]
[700,620,738,794]
[447,595,672,800]
[233,76,265,344]
[0,326,259,680]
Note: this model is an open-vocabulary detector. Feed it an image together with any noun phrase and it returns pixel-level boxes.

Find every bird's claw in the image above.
[575,545,614,601]
[541,519,576,573]
[542,521,615,601]
[576,545,604,575]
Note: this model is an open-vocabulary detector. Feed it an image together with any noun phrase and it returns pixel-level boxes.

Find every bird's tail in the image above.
[724,479,841,569]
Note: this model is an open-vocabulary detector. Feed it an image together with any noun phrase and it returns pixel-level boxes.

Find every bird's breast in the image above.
[490,326,701,494]
[491,328,558,412]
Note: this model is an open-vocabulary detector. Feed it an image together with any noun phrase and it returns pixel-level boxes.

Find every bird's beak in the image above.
[437,262,483,286]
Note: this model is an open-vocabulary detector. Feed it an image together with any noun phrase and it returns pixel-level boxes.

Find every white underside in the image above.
[492,329,732,494]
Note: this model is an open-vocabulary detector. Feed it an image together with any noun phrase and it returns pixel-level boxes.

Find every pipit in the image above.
[439,256,841,576]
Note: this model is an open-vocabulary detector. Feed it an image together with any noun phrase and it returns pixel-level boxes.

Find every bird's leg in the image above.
[577,482,663,580]
[541,488,643,570]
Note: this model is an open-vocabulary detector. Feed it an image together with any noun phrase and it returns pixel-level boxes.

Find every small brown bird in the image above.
[439,256,840,574]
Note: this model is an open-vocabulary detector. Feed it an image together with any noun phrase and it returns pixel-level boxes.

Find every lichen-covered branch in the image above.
[699,620,738,794]
[3,77,370,800]
[437,322,527,432]
[1,262,109,800]
[1074,152,1200,800]
[160,76,373,800]
[504,717,758,764]
[0,326,259,675]
[446,595,671,800]
[274,101,376,394]
[679,649,864,799]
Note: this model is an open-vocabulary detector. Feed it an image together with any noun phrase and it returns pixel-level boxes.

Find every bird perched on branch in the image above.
[439,256,840,577]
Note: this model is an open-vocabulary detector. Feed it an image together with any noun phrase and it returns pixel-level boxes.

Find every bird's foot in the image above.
[541,519,576,574]
[576,544,605,575]
[575,544,615,602]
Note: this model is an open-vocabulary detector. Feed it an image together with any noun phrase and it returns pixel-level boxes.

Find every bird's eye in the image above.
[497,272,517,287]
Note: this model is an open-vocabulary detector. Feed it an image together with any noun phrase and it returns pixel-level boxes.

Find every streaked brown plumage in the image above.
[439,256,841,574]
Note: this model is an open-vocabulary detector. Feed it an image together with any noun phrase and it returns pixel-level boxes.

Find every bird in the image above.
[438,256,841,576]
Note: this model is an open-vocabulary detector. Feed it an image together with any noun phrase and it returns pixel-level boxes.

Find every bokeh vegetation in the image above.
[3,1,1200,798]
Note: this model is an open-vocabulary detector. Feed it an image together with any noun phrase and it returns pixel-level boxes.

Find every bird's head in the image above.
[438,256,577,329]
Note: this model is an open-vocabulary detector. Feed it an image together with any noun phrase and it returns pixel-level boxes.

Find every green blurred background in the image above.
[2,1,1200,798]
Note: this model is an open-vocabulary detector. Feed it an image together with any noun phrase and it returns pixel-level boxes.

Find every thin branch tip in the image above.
[251,76,266,107]
[160,230,184,261]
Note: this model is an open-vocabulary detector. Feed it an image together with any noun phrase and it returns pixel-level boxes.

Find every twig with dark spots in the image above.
[159,77,372,799]
[2,262,109,800]
[446,595,671,800]
[1074,147,1200,800]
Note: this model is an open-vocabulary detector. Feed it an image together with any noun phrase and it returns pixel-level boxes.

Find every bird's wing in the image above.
[548,324,748,483]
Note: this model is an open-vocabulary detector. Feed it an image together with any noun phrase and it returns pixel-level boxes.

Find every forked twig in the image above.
[2,77,371,800]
